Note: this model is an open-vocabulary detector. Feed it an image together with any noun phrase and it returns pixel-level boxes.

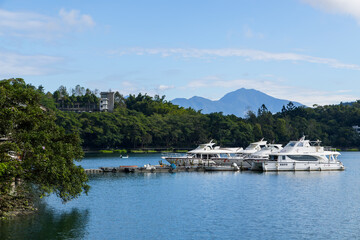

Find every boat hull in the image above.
[204,166,239,171]
[252,161,345,172]
[211,158,252,169]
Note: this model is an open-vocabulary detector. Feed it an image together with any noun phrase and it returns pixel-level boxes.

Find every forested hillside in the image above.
[38,83,360,149]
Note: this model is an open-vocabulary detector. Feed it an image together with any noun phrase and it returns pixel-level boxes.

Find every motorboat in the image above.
[251,136,345,171]
[211,139,268,169]
[162,140,242,166]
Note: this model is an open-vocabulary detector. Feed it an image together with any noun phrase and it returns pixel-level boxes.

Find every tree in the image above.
[0,79,89,216]
[275,118,289,143]
[72,85,85,97]
[114,91,126,109]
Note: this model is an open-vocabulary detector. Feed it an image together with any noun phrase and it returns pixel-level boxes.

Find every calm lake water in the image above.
[1,152,360,239]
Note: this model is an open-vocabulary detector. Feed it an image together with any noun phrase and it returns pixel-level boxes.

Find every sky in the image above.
[1,0,360,106]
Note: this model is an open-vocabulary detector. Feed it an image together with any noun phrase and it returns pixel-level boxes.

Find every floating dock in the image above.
[84,164,247,174]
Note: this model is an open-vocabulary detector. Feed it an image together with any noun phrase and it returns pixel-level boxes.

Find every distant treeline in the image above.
[37,84,360,149]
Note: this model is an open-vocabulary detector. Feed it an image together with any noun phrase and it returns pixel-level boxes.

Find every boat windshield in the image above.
[245,143,257,150]
[286,141,297,147]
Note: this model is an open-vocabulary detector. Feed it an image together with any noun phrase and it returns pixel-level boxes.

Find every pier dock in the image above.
[84,164,247,174]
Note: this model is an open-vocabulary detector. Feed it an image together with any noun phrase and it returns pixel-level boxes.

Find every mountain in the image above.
[171,88,303,117]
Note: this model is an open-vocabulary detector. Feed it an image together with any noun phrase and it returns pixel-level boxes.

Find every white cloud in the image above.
[157,84,174,91]
[185,76,358,106]
[59,8,95,28]
[115,82,175,96]
[111,47,360,71]
[89,74,175,97]
[0,51,62,77]
[0,8,95,39]
[302,0,360,24]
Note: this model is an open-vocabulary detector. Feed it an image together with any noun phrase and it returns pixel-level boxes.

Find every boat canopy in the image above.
[188,140,242,154]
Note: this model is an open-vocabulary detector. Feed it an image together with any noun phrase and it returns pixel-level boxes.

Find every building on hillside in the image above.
[56,101,99,112]
[100,92,115,112]
[353,125,360,135]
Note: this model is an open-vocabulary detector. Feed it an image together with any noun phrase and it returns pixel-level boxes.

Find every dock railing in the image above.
[161,152,188,158]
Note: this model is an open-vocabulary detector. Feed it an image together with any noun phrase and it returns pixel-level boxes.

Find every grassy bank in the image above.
[94,148,189,154]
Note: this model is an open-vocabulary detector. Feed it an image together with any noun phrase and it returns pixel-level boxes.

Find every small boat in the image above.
[142,164,156,171]
[120,155,129,158]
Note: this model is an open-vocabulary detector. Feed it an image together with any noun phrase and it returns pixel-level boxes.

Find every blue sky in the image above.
[1,0,360,106]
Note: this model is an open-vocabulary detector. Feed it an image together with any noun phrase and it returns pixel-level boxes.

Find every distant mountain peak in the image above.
[171,88,303,117]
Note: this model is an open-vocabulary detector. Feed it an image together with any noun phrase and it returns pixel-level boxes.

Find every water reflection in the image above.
[260,170,343,178]
[0,203,89,240]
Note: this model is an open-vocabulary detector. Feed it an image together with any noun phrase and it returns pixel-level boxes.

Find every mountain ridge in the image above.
[171,88,303,117]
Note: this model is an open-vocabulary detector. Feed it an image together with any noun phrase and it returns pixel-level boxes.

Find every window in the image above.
[287,155,318,161]
[286,142,296,147]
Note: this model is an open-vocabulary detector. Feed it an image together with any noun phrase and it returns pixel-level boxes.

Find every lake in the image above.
[1,152,360,239]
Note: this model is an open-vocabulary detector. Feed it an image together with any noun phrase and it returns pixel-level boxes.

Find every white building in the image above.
[100,92,115,112]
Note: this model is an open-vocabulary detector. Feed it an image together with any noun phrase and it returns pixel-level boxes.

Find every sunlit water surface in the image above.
[1,152,360,239]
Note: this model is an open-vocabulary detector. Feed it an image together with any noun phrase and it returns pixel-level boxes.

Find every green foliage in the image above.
[346,148,359,151]
[0,79,89,214]
[11,80,360,155]
[53,85,99,110]
[175,150,188,153]
[113,149,127,154]
[50,88,360,150]
[130,150,158,153]
[99,150,113,153]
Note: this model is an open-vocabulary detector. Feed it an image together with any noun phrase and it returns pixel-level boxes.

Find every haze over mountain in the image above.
[171,88,303,117]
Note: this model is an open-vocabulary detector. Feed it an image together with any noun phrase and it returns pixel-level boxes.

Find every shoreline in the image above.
[83,148,192,154]
[83,147,360,154]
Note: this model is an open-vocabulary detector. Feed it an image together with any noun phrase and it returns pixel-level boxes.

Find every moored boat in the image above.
[211,139,268,168]
[251,136,345,171]
[162,140,242,166]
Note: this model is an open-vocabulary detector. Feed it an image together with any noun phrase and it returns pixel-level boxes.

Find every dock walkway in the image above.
[84,165,247,174]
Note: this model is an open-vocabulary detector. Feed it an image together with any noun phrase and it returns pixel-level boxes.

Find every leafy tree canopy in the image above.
[0,79,89,211]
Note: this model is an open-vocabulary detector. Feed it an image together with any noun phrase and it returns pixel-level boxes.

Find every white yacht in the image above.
[162,140,242,166]
[211,139,268,168]
[251,136,345,171]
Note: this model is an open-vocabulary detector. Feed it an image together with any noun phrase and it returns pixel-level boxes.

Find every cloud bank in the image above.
[0,51,62,77]
[0,8,95,39]
[302,0,360,24]
[112,47,360,71]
